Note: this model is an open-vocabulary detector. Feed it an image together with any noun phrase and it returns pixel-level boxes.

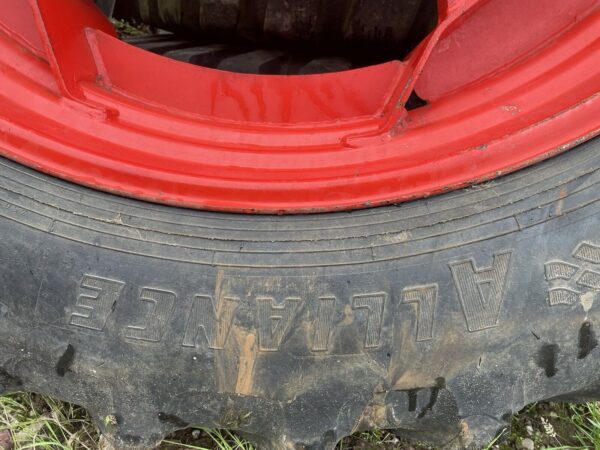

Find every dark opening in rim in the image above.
[112,0,438,75]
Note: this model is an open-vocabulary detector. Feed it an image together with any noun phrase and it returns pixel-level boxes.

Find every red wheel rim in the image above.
[0,0,599,213]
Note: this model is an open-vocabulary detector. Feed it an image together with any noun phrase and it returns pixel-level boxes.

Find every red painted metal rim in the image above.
[0,0,599,213]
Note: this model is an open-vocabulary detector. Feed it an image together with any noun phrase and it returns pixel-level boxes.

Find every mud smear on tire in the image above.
[55,344,75,377]
[536,344,559,378]
[577,322,598,359]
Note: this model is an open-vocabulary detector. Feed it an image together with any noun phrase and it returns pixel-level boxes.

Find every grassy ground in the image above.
[0,393,598,450]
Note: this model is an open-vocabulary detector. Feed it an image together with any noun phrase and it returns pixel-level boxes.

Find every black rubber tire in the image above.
[1,137,600,449]
[128,0,432,56]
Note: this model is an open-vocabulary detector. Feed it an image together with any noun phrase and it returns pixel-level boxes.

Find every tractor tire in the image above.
[127,0,434,55]
[0,133,599,449]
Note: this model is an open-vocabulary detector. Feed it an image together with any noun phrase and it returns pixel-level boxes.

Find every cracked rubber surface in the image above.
[0,137,600,449]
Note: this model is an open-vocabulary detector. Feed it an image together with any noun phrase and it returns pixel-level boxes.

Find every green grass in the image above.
[0,393,97,449]
[0,393,598,449]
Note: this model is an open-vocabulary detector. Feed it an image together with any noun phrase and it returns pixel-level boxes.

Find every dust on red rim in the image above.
[0,0,599,213]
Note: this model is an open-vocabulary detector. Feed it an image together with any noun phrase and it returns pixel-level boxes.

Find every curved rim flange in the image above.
[0,0,598,213]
